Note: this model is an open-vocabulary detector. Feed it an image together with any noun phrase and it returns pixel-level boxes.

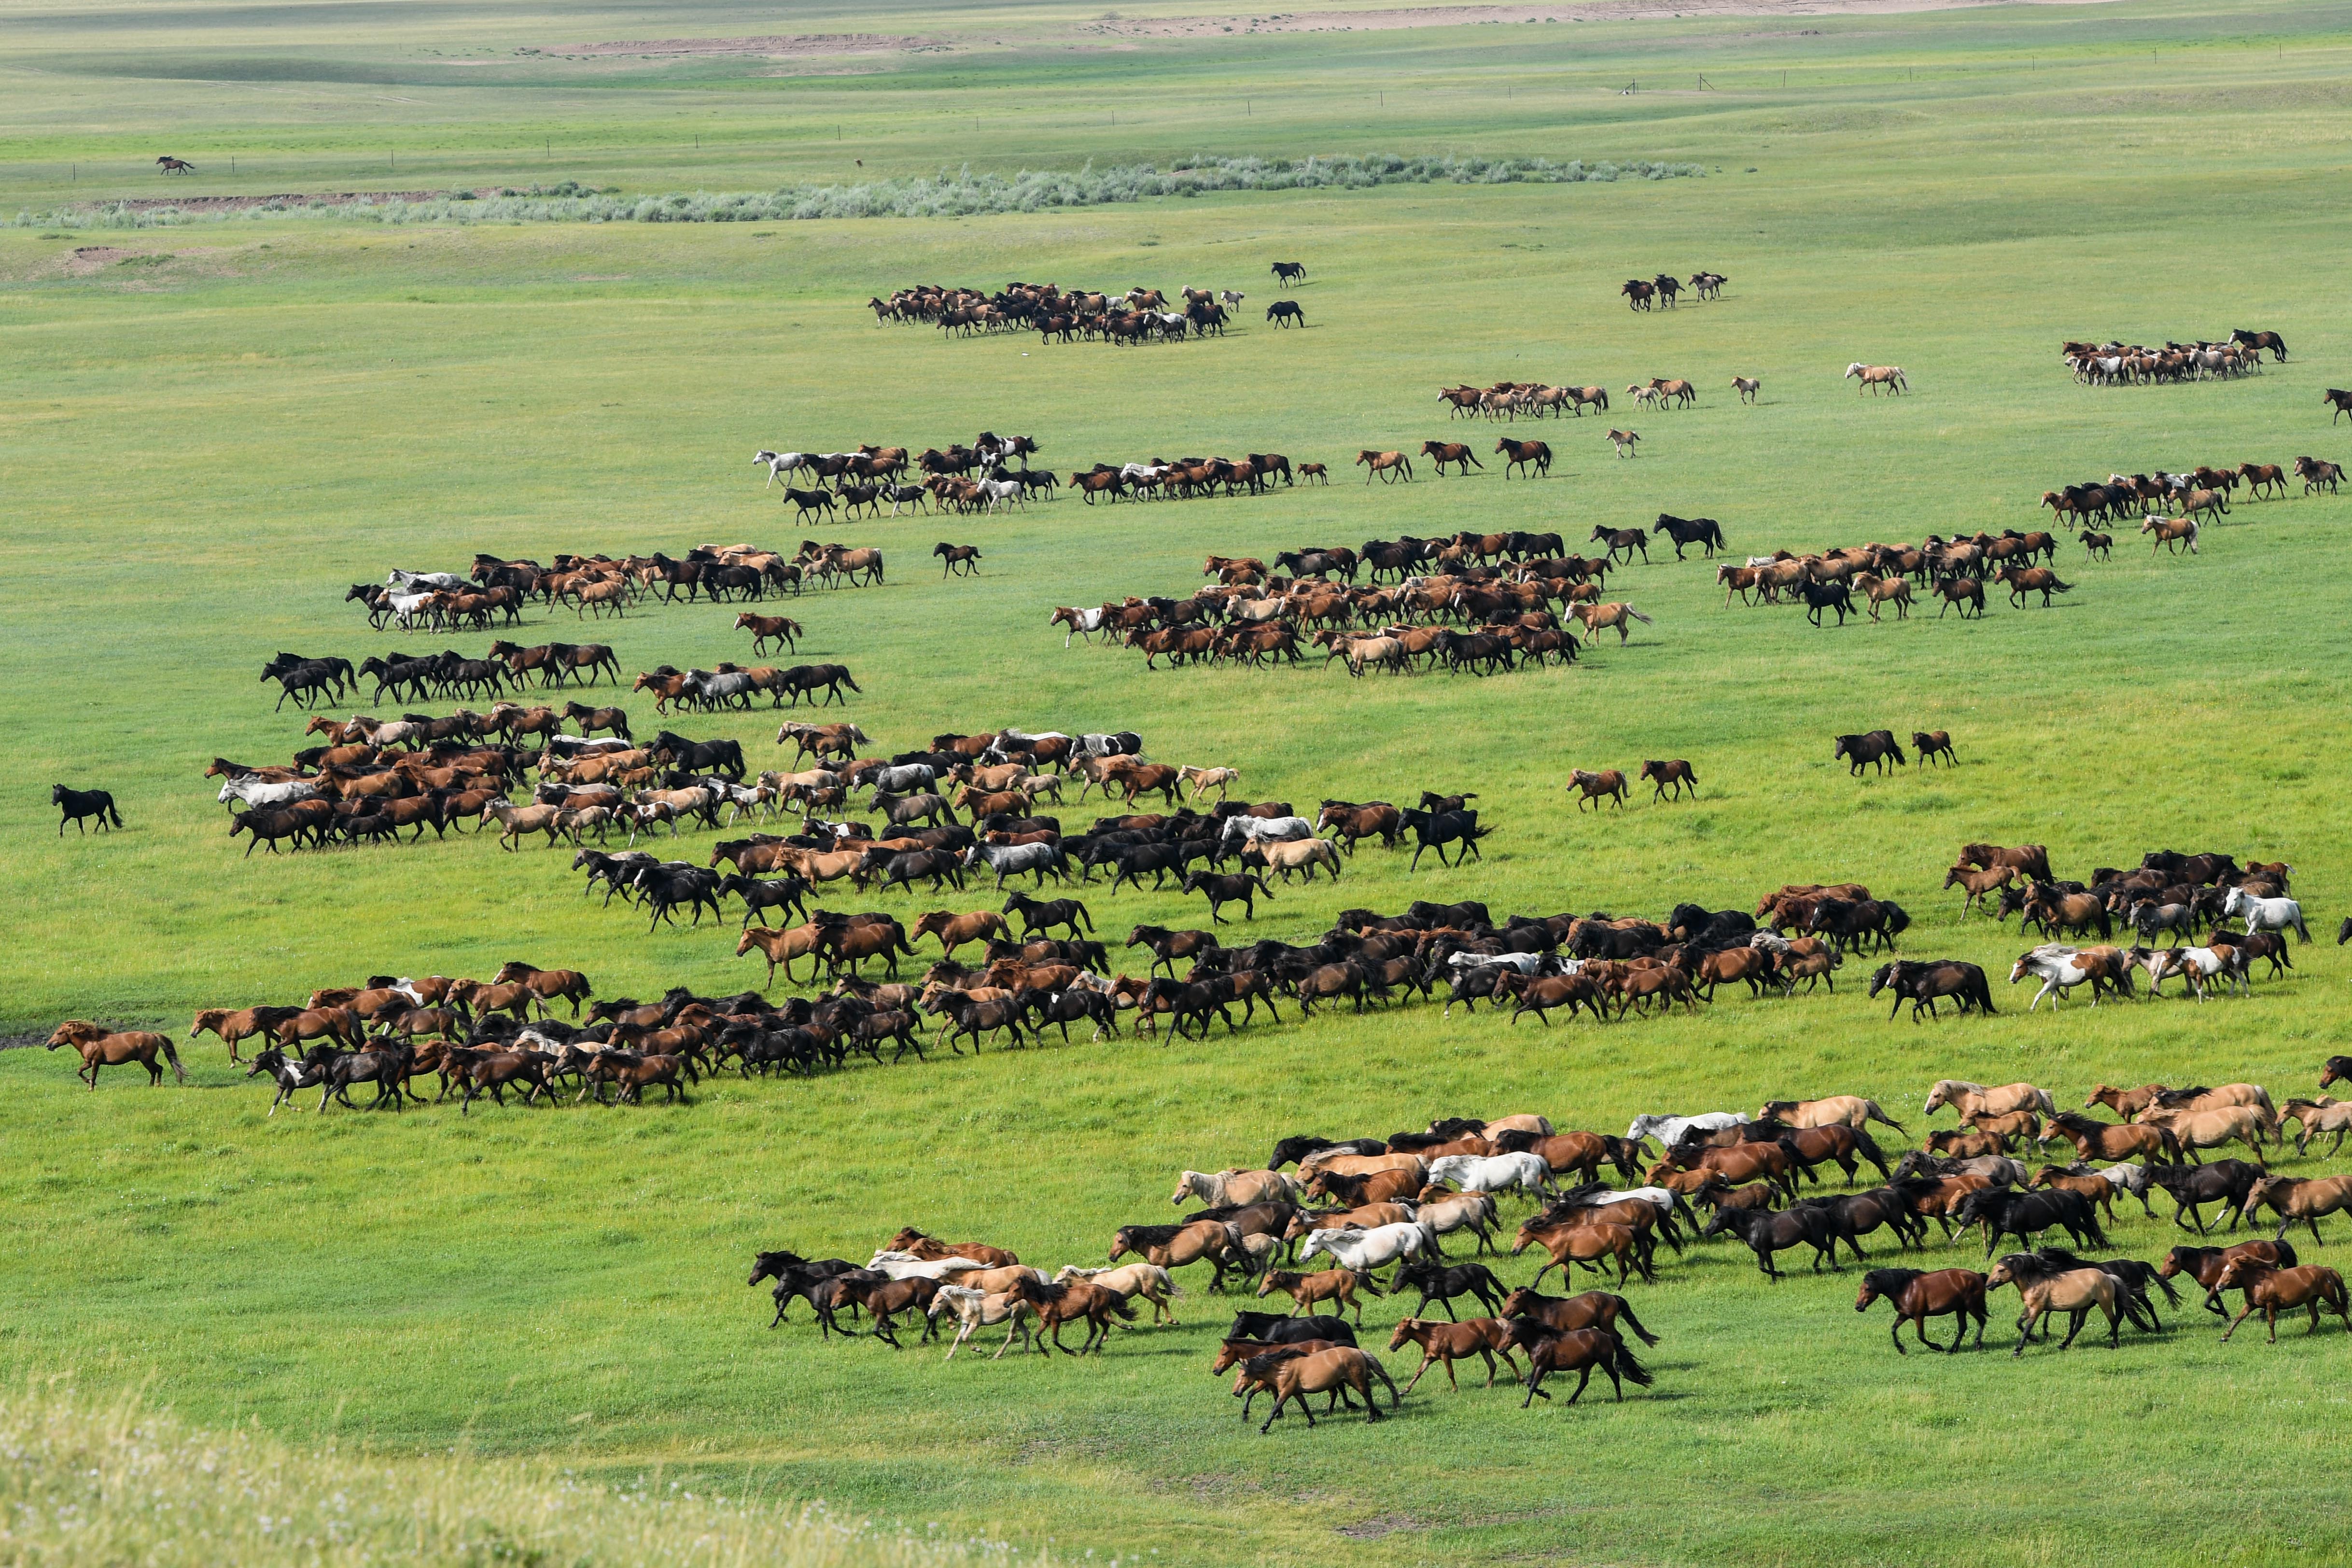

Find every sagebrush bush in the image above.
[9,154,1702,230]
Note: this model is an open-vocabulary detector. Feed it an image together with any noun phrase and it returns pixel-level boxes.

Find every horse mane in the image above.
[1114,1223,1190,1249]
[2153,1085,2213,1107]
[2048,1110,2100,1133]
[1862,1267,1922,1292]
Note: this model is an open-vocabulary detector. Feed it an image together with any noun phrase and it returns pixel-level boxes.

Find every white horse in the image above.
[1449,950,1550,975]
[1220,814,1314,845]
[1296,1220,1437,1274]
[217,776,319,811]
[1625,1111,1740,1150]
[926,1285,1041,1361]
[978,477,1026,511]
[754,449,810,486]
[865,1249,985,1281]
[2009,945,2106,1011]
[1425,1152,1551,1200]
[384,589,439,629]
[387,568,466,590]
[2223,886,2310,942]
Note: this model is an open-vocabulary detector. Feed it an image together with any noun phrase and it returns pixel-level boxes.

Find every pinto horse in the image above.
[48,1020,185,1088]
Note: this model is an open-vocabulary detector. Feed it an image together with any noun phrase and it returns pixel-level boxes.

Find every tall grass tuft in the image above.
[0,1382,1020,1567]
[10,154,1704,230]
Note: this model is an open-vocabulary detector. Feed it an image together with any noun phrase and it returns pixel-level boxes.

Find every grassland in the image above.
[7,0,2352,1563]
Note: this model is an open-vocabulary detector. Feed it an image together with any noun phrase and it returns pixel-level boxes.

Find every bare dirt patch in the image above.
[1083,0,2116,33]
[538,33,945,58]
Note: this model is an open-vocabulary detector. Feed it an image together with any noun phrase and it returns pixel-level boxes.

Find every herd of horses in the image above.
[756,437,1064,517]
[868,281,1248,344]
[2039,458,2344,540]
[1621,272,1727,309]
[741,1064,2351,1412]
[2062,331,2281,385]
[1718,530,2078,625]
[1932,845,2307,1008]
[350,541,885,632]
[1056,537,1688,675]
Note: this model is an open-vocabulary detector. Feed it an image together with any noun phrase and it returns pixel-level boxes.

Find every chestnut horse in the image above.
[48,1020,186,1088]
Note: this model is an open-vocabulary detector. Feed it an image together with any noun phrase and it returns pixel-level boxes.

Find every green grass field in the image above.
[8,1,2352,1563]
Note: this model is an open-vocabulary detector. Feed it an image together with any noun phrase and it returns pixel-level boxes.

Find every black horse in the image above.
[1270,261,1306,284]
[2147,1159,2263,1234]
[1179,870,1273,924]
[1653,514,1725,559]
[1793,581,1849,628]
[1867,959,1995,1021]
[1392,1258,1508,1317]
[1265,300,1306,328]
[1398,807,1489,870]
[634,862,724,931]
[778,664,861,707]
[53,784,124,836]
[1003,891,1093,938]
[717,873,809,928]
[1833,730,1907,776]
[1953,1187,2106,1259]
[651,731,746,780]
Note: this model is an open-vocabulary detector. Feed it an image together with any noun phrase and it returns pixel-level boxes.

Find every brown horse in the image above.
[1420,440,1482,476]
[1571,602,1652,644]
[1503,1322,1652,1406]
[911,910,1010,957]
[888,1228,1022,1268]
[493,962,593,1017]
[1855,1267,1989,1353]
[2040,1111,2178,1164]
[1638,759,1696,801]
[1494,438,1551,479]
[2214,1258,2352,1343]
[1356,449,1413,483]
[1567,768,1627,811]
[1388,1316,1524,1391]
[1259,1269,1379,1325]
[188,1005,302,1064]
[48,1020,185,1088]
[1513,1218,1653,1288]
[2246,1175,2352,1244]
[738,923,825,985]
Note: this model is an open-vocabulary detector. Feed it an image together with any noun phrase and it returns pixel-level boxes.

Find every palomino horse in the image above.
[1571,602,1652,644]
[1844,363,1907,394]
[48,1020,186,1088]
[1355,449,1413,483]
[1925,1080,2054,1120]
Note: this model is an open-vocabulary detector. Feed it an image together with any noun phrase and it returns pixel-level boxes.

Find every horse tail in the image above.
[1624,606,1653,624]
[162,1041,187,1084]
[1864,1101,1907,1134]
[1361,1350,1403,1409]
[2275,1240,2301,1269]
[1612,1339,1656,1388]
[1108,1295,1137,1321]
[107,798,125,827]
[1853,1127,1888,1170]
[1349,1269,1384,1297]
[1614,1296,1661,1345]
[2158,1127,2184,1162]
